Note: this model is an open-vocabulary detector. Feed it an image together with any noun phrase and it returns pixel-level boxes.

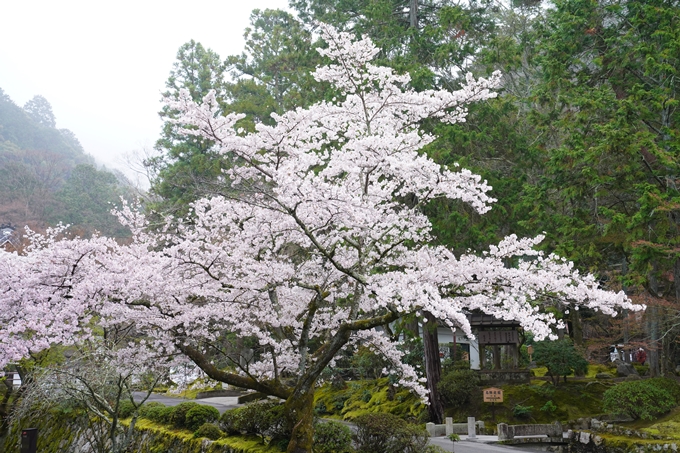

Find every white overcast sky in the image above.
[0,0,290,180]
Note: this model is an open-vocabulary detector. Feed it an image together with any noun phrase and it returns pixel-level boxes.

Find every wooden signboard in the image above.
[483,387,503,403]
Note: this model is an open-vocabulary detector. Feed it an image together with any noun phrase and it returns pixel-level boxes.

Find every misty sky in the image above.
[0,0,289,183]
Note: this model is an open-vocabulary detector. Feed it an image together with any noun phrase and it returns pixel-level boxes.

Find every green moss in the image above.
[531,367,548,377]
[214,435,284,452]
[314,378,424,422]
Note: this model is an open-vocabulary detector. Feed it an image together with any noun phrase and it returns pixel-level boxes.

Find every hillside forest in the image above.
[0,90,133,238]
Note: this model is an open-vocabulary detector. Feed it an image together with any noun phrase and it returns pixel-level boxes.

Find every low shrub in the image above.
[185,405,220,431]
[138,401,165,418]
[603,380,676,420]
[313,420,353,453]
[424,446,448,453]
[219,399,288,439]
[220,408,242,434]
[512,404,533,419]
[437,369,481,411]
[540,400,557,414]
[193,422,224,440]
[170,402,201,429]
[354,412,427,453]
[648,377,680,404]
[118,400,136,419]
[140,404,174,424]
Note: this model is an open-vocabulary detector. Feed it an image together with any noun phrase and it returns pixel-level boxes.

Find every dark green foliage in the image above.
[512,404,533,419]
[185,404,220,431]
[532,339,588,386]
[313,420,353,453]
[351,346,388,380]
[437,368,481,411]
[138,401,164,418]
[169,402,200,429]
[539,400,557,414]
[353,412,428,453]
[139,402,174,424]
[603,380,676,421]
[647,378,680,405]
[219,399,288,440]
[193,422,224,440]
[52,164,131,237]
[117,400,135,419]
[424,447,449,453]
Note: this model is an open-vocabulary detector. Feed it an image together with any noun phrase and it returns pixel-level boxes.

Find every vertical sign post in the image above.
[483,388,503,422]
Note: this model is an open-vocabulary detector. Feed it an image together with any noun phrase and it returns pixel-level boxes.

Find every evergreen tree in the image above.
[150,40,229,215]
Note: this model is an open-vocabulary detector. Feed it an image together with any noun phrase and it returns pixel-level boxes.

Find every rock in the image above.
[580,432,591,444]
[593,435,603,446]
[626,374,642,380]
[596,372,614,379]
[616,360,639,377]
[591,419,601,429]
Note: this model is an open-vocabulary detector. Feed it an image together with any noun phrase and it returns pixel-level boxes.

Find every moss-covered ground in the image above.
[313,366,618,426]
[314,377,426,422]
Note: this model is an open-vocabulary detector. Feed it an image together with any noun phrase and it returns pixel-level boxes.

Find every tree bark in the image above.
[409,0,418,28]
[569,307,583,346]
[285,385,315,453]
[423,312,444,424]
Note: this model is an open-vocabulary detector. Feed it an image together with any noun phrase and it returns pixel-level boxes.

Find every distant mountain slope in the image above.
[0,88,93,167]
[0,88,130,238]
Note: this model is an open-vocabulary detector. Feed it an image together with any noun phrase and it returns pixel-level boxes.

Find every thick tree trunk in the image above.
[647,304,661,377]
[423,312,444,424]
[285,386,316,453]
[569,307,583,346]
[409,0,419,28]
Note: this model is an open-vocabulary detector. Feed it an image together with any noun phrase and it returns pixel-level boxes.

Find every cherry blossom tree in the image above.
[1,25,642,453]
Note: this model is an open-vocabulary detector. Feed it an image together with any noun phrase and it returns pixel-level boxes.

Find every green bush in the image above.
[648,378,680,404]
[193,422,224,440]
[138,401,165,419]
[313,420,353,453]
[354,412,428,453]
[603,380,676,420]
[185,405,220,431]
[512,404,533,419]
[219,399,288,439]
[424,446,448,453]
[540,400,557,414]
[140,403,174,424]
[220,408,242,434]
[437,368,481,411]
[170,402,201,429]
[118,400,136,419]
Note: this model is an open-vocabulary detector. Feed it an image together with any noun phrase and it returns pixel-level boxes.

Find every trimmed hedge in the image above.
[313,420,353,453]
[193,422,224,440]
[170,402,201,429]
[354,412,428,453]
[220,399,289,440]
[186,405,220,431]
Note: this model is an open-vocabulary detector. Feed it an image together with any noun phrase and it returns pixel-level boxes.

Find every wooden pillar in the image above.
[493,345,501,370]
[478,343,485,370]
